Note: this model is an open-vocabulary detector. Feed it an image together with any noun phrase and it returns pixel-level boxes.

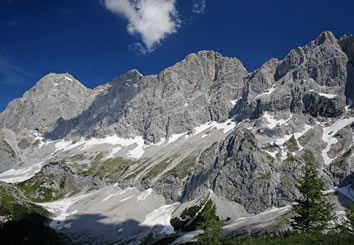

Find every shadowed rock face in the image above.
[339,34,354,101]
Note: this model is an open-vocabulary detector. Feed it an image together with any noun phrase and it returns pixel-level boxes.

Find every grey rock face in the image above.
[0,73,92,133]
[182,128,301,214]
[275,31,347,87]
[0,129,24,173]
[0,135,20,173]
[236,31,348,120]
[45,51,247,143]
[339,34,354,100]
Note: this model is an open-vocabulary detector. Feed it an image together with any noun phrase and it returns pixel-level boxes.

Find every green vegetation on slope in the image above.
[163,156,197,179]
[17,174,66,203]
[0,186,51,220]
[144,159,170,180]
[87,156,136,180]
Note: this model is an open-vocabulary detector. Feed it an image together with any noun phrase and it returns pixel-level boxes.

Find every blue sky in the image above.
[0,0,354,112]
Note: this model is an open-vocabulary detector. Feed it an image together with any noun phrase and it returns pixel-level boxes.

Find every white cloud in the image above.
[192,0,206,14]
[104,0,180,53]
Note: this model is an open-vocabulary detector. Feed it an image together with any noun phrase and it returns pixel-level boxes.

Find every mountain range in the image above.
[0,31,353,244]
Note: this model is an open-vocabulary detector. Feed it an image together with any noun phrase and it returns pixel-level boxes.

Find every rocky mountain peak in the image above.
[0,73,91,132]
[315,31,338,45]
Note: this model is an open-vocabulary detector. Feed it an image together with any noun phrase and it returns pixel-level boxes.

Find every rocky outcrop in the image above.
[339,34,354,101]
[43,51,247,143]
[181,128,302,214]
[235,31,348,121]
[0,73,92,133]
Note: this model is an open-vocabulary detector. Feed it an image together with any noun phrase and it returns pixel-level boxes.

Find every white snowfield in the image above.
[137,188,153,201]
[50,118,238,160]
[265,123,313,160]
[321,117,354,165]
[37,184,178,241]
[0,161,44,184]
[64,76,73,81]
[141,203,180,235]
[192,118,237,136]
[39,193,91,230]
[309,89,337,99]
[263,112,293,129]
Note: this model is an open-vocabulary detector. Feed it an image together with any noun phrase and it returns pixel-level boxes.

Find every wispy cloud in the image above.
[103,0,180,54]
[192,0,206,14]
[0,53,32,85]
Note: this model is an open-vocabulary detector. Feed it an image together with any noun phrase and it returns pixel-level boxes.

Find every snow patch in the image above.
[193,119,237,136]
[230,99,238,105]
[39,193,92,230]
[263,150,277,159]
[137,188,153,201]
[318,92,337,98]
[64,77,73,81]
[167,133,185,144]
[264,112,293,129]
[120,195,135,202]
[254,86,275,99]
[54,135,147,159]
[117,187,135,195]
[322,117,354,165]
[102,194,114,202]
[141,203,180,235]
[270,124,313,160]
[127,137,145,159]
[107,146,122,159]
[0,161,44,183]
[309,89,337,98]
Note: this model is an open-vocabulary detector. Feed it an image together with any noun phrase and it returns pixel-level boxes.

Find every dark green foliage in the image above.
[222,230,354,245]
[287,135,299,152]
[0,213,66,245]
[302,150,316,165]
[345,200,354,233]
[195,199,224,245]
[284,153,300,163]
[171,198,208,232]
[0,186,51,219]
[289,161,334,231]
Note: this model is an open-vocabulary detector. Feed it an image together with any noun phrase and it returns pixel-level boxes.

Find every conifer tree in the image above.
[289,160,334,231]
[195,199,224,245]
